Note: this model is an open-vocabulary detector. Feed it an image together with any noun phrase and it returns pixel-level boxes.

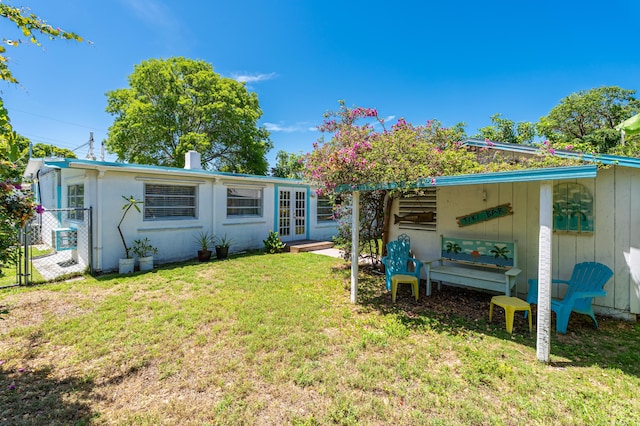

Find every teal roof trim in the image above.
[463,139,640,169]
[335,165,598,193]
[39,157,303,184]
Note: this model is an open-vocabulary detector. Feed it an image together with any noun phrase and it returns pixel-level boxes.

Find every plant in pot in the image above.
[117,195,143,273]
[215,234,233,260]
[194,230,215,262]
[133,237,157,271]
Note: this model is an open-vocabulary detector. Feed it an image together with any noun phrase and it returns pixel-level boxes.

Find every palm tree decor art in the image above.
[490,245,510,260]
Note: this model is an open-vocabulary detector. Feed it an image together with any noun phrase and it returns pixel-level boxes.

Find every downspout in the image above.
[273,184,280,233]
[56,170,62,226]
[95,170,105,271]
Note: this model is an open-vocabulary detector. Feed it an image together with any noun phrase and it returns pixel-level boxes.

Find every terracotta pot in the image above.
[197,249,212,262]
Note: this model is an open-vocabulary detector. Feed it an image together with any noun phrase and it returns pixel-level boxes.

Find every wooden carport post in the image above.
[537,181,553,362]
[351,191,360,303]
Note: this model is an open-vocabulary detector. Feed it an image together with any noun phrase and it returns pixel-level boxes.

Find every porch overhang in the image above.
[335,164,598,194]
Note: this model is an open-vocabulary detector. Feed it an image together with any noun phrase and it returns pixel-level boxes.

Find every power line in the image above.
[8,107,108,132]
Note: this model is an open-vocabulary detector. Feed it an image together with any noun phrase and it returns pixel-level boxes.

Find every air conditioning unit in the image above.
[52,228,77,251]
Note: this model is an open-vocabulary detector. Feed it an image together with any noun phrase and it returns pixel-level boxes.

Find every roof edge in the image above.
[335,165,598,193]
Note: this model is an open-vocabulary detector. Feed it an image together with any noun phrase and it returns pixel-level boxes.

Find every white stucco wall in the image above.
[31,162,337,273]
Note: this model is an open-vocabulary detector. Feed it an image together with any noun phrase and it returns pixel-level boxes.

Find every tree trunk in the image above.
[381,192,394,259]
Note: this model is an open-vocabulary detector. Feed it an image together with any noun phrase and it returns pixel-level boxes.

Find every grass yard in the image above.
[1,252,639,425]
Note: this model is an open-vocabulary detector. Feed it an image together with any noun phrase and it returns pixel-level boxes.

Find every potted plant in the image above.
[117,195,143,273]
[194,230,215,262]
[215,234,233,260]
[133,237,157,271]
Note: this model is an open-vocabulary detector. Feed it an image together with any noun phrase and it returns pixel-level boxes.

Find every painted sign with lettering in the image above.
[456,203,513,227]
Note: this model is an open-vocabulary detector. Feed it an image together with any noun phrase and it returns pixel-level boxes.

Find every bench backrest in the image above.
[440,235,517,269]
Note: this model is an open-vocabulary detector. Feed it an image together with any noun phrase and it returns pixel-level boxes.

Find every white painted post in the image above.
[537,181,553,362]
[351,191,360,304]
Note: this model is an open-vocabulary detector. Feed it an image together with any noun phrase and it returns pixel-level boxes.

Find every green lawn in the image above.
[1,252,639,425]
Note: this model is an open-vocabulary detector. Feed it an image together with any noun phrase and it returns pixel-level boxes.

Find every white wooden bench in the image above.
[423,235,521,297]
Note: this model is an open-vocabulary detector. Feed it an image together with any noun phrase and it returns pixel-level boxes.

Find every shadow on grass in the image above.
[0,364,96,425]
[346,265,640,378]
[91,250,266,283]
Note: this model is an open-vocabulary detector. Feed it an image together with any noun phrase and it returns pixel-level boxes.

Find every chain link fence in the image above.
[2,208,92,286]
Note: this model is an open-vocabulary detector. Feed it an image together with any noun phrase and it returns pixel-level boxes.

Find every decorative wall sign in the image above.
[456,203,513,227]
[553,183,593,233]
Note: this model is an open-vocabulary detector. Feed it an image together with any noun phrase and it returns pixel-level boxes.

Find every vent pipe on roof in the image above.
[185,150,202,170]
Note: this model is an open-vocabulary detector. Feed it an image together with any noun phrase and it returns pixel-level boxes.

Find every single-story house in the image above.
[342,139,640,323]
[23,151,338,273]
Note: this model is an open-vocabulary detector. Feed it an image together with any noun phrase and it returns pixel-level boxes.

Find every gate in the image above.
[3,207,92,286]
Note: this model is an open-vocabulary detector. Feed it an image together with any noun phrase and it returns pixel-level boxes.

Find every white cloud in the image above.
[232,73,277,83]
[264,122,299,132]
[264,121,318,133]
[123,0,173,27]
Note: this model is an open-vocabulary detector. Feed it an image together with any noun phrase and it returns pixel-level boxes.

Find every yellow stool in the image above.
[489,295,532,334]
[391,274,419,303]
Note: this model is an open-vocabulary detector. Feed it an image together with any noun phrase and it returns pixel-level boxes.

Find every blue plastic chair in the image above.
[526,262,612,333]
[381,238,423,297]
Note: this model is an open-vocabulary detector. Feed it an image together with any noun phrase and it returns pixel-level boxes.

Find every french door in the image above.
[278,188,306,242]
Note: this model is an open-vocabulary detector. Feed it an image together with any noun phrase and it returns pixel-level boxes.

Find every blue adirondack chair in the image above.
[526,262,613,333]
[381,237,423,295]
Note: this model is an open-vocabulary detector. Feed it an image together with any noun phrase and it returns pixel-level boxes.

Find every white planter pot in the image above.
[119,258,135,274]
[138,256,154,271]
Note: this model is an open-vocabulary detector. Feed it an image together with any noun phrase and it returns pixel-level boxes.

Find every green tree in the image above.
[475,113,536,144]
[538,86,640,153]
[105,57,273,174]
[31,143,76,159]
[270,150,304,179]
[0,1,83,84]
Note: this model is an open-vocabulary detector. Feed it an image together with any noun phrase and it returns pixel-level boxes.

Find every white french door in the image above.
[278,188,306,242]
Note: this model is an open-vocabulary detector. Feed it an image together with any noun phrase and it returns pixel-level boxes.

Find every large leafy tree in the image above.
[475,113,536,144]
[270,150,305,179]
[538,86,640,154]
[105,57,273,174]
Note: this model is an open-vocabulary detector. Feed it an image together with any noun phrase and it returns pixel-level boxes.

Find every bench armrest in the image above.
[421,258,442,266]
[568,290,607,299]
[505,267,521,277]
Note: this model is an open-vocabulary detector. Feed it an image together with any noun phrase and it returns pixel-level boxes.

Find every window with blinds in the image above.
[227,187,263,217]
[317,196,334,222]
[397,189,437,231]
[144,184,197,220]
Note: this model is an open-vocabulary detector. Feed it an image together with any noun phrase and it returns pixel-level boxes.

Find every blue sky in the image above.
[2,0,639,168]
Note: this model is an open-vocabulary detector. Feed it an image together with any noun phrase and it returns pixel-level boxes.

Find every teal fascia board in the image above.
[335,165,597,193]
[41,158,304,184]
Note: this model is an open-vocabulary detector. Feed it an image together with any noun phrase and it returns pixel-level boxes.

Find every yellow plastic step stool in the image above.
[489,295,532,334]
[391,274,419,303]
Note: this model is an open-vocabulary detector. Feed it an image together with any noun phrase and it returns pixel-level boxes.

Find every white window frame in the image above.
[227,187,263,218]
[144,183,197,220]
[67,183,84,221]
